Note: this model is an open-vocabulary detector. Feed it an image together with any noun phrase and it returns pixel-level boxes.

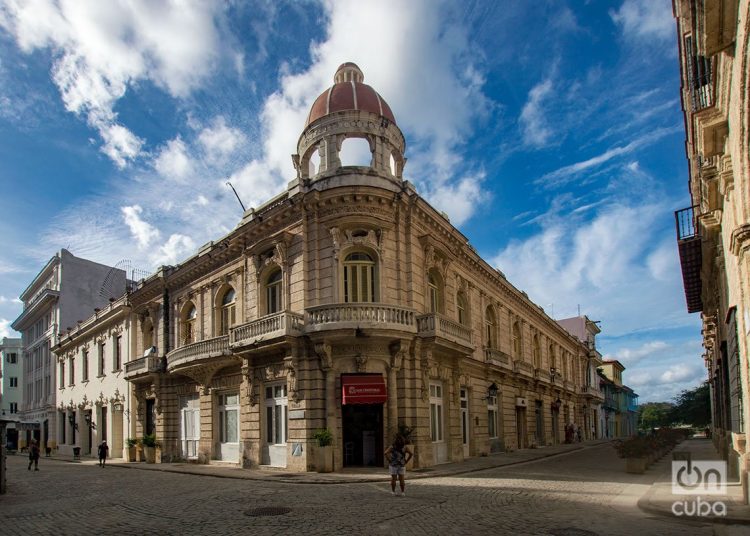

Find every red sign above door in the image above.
[341,375,387,404]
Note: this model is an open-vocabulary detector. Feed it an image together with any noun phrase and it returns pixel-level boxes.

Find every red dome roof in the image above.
[305,63,396,127]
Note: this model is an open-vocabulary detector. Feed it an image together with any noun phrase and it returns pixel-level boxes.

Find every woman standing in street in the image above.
[384,434,413,496]
[27,439,40,471]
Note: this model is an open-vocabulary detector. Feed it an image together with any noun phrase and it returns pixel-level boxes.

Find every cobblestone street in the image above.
[0,444,741,535]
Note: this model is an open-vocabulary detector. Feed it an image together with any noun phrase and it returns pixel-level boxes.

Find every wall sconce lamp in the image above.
[84,413,96,430]
[113,402,123,412]
[549,367,558,382]
[68,413,78,431]
[484,382,499,401]
[551,397,562,411]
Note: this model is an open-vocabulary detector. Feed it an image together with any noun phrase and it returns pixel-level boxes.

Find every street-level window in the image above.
[487,393,498,439]
[265,384,288,445]
[10,402,17,413]
[429,383,444,442]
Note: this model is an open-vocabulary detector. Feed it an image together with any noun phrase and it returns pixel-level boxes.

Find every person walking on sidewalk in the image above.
[385,434,412,497]
[27,439,40,471]
[98,440,109,467]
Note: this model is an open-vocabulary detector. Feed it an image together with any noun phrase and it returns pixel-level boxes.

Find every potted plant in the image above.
[312,428,334,473]
[125,438,139,462]
[142,433,158,464]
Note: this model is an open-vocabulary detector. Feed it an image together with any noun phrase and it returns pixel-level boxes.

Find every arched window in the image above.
[265,269,282,314]
[512,322,522,358]
[219,287,236,336]
[427,270,443,313]
[343,251,376,302]
[456,292,468,326]
[485,306,497,349]
[549,344,556,371]
[181,303,197,345]
[532,335,541,368]
[338,137,372,167]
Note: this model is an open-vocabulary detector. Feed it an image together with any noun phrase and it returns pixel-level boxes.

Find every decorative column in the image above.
[388,341,405,437]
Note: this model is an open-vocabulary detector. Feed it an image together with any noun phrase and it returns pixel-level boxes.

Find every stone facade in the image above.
[673,0,750,497]
[123,64,599,471]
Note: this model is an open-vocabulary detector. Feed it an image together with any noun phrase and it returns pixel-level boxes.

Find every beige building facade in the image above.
[673,0,750,496]
[123,63,598,471]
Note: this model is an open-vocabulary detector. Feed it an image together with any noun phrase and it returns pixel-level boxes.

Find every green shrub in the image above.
[312,428,333,447]
[142,433,157,448]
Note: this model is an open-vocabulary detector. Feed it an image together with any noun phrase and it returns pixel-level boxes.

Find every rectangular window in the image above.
[82,350,89,382]
[7,352,17,363]
[429,383,443,442]
[114,336,122,371]
[488,393,498,439]
[10,402,17,413]
[265,384,288,445]
[59,362,65,388]
[9,377,18,387]
[98,342,105,376]
[69,357,75,386]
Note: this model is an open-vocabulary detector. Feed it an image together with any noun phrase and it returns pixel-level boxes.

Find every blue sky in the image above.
[0,0,702,402]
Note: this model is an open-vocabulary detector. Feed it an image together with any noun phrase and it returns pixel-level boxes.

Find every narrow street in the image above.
[0,443,740,535]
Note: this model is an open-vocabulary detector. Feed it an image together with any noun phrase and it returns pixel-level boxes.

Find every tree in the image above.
[669,382,710,427]
[638,402,674,431]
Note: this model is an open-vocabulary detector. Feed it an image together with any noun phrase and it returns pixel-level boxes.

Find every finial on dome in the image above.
[334,62,364,84]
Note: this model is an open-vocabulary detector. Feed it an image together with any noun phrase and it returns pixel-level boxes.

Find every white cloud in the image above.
[152,234,195,267]
[427,172,488,226]
[121,205,159,249]
[603,341,669,366]
[0,0,227,167]
[198,117,246,164]
[520,78,554,148]
[0,318,13,338]
[154,137,192,181]
[610,0,675,44]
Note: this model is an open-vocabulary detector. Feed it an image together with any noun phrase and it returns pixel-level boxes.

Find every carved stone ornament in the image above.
[285,358,300,403]
[329,226,382,260]
[389,340,405,371]
[355,353,368,372]
[315,342,333,371]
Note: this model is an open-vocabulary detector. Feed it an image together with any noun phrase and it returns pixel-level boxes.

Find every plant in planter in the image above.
[125,438,139,462]
[142,434,159,464]
[312,428,334,473]
[613,437,652,473]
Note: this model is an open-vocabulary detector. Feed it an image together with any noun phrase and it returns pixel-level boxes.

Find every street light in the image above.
[484,382,499,401]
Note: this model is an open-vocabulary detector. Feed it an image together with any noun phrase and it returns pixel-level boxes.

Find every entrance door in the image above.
[342,404,383,467]
[218,392,239,462]
[516,407,527,448]
[551,408,559,445]
[460,388,469,458]
[180,395,200,460]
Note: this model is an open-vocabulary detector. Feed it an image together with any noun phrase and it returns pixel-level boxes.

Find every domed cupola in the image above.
[293,63,406,183]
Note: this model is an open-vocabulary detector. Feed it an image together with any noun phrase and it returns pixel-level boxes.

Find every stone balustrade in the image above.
[306,303,417,333]
[231,311,304,346]
[124,355,165,380]
[416,313,473,347]
[485,347,511,367]
[513,359,535,377]
[166,335,230,373]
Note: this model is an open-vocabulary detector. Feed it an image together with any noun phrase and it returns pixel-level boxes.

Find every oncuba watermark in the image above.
[671,460,727,517]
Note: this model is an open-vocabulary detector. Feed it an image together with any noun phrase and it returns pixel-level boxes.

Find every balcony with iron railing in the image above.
[306,303,417,334]
[675,206,703,313]
[166,335,231,374]
[416,313,473,348]
[231,311,304,348]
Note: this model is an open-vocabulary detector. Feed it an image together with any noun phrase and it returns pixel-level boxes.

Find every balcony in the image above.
[581,385,604,400]
[563,380,576,393]
[231,311,304,348]
[166,335,231,374]
[124,355,165,381]
[306,303,417,334]
[513,360,534,378]
[416,313,473,349]
[675,206,703,313]
[534,368,551,382]
[485,347,511,369]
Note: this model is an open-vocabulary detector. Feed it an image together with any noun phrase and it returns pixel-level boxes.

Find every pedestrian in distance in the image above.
[98,440,109,467]
[384,433,413,497]
[27,439,40,471]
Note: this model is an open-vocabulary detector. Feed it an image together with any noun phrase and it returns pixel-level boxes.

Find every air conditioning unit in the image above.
[515,397,528,408]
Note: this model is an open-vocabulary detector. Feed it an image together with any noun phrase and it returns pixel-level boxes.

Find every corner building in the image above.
[125,63,594,470]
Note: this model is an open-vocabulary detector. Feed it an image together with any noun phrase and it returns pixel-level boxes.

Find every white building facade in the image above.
[0,337,22,449]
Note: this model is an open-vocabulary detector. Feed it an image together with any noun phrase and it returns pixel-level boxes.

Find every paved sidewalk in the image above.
[637,438,750,525]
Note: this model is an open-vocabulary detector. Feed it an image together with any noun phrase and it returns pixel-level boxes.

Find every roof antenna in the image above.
[226,181,246,212]
[577,304,581,316]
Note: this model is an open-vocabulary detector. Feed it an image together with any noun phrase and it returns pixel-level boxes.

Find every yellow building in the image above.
[673,0,750,494]
[122,63,596,471]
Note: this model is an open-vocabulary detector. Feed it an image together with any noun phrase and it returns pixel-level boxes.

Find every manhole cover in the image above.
[245,507,291,517]
[549,529,599,536]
